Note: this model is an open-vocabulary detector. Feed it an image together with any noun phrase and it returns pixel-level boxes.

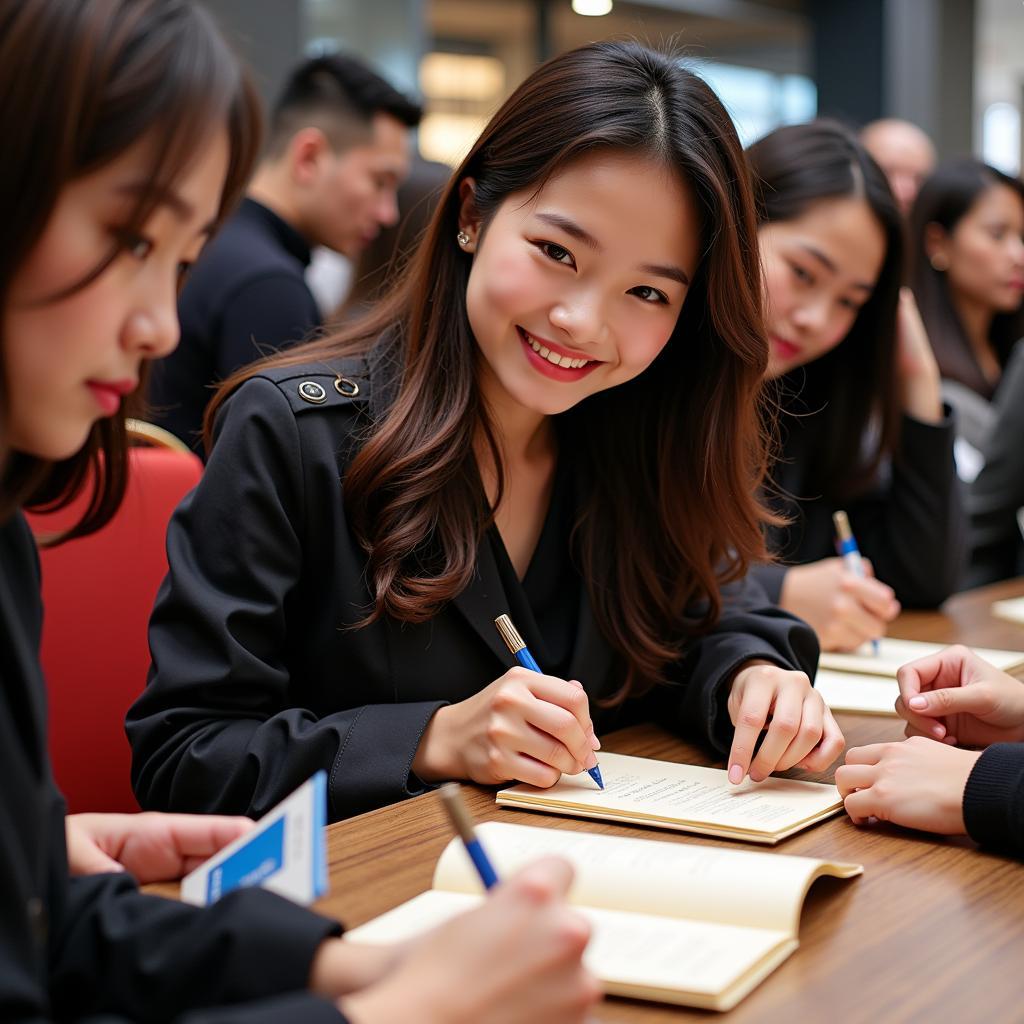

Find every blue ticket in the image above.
[181,771,328,907]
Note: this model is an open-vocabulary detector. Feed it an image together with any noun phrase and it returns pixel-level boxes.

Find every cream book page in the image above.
[814,668,899,715]
[820,637,1024,676]
[992,597,1024,626]
[345,823,861,1010]
[496,752,843,843]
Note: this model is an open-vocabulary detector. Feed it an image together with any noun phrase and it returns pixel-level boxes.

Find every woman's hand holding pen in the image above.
[726,660,845,784]
[413,669,601,788]
[780,557,900,652]
[339,858,599,1024]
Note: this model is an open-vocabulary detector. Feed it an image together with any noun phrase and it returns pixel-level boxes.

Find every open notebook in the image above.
[495,752,843,844]
[345,821,861,1011]
[816,638,1024,715]
[819,637,1024,677]
[814,668,900,716]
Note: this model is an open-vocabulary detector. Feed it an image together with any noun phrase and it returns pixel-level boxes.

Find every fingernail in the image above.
[909,696,927,710]
[728,764,743,785]
[591,732,601,750]
[932,725,944,738]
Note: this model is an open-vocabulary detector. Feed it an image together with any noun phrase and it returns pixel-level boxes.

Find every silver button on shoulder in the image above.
[297,381,327,404]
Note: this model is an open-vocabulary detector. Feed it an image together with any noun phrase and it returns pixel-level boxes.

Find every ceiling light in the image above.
[572,0,613,15]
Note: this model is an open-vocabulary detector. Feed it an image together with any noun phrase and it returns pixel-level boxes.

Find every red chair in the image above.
[27,424,202,812]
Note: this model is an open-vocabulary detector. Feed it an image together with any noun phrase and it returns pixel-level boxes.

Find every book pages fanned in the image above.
[345,822,862,1011]
[819,637,1024,677]
[814,668,899,715]
[495,752,843,844]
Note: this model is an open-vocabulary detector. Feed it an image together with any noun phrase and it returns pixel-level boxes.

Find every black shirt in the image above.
[149,198,321,453]
[490,456,579,681]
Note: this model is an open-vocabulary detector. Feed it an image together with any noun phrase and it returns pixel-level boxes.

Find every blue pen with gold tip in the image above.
[833,510,880,656]
[494,613,604,789]
[439,782,499,889]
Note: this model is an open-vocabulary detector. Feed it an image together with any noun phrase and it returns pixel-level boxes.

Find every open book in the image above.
[345,821,861,1011]
[816,638,1024,715]
[819,637,1024,677]
[495,752,843,844]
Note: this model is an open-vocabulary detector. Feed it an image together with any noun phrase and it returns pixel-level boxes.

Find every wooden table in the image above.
[312,581,1024,1023]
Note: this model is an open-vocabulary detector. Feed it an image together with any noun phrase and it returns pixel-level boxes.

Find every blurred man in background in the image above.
[150,53,421,451]
[861,117,937,216]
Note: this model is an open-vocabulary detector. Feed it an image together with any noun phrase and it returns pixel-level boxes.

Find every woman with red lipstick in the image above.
[129,41,843,823]
[746,121,964,652]
[0,2,603,1021]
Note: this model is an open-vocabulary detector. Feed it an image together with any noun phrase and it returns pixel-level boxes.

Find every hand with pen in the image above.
[779,557,900,652]
[412,667,601,789]
[339,858,599,1024]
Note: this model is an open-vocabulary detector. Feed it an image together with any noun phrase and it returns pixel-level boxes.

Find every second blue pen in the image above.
[493,613,604,789]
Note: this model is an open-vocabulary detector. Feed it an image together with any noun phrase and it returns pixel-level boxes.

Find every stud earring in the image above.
[930,253,949,272]
[457,230,471,248]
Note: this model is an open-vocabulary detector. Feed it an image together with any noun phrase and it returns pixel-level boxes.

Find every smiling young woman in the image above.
[127,41,843,826]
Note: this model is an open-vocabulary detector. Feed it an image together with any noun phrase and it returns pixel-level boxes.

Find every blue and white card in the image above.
[180,771,328,907]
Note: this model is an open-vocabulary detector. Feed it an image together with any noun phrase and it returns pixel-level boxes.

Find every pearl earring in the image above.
[930,253,949,272]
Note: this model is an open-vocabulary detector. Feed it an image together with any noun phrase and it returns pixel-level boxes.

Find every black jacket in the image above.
[967,342,1024,586]
[0,511,346,1023]
[753,405,965,608]
[128,345,820,821]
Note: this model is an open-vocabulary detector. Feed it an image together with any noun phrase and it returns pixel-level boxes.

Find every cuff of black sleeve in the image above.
[207,887,343,1003]
[181,992,348,1024]
[901,402,956,436]
[328,700,449,819]
[962,743,1024,854]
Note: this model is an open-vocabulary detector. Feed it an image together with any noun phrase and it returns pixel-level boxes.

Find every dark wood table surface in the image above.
[306,580,1024,1023]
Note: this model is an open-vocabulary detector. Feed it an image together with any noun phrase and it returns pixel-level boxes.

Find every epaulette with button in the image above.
[253,359,370,417]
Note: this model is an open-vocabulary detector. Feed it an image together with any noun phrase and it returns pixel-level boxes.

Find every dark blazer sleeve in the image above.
[52,873,345,1024]
[641,573,821,755]
[216,275,321,378]
[967,343,1024,586]
[962,743,1024,859]
[843,408,965,608]
[128,376,446,820]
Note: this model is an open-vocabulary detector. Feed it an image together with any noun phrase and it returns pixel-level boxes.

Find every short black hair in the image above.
[266,53,421,157]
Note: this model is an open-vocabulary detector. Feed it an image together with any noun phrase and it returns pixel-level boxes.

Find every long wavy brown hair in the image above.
[210,40,775,702]
[0,0,261,536]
